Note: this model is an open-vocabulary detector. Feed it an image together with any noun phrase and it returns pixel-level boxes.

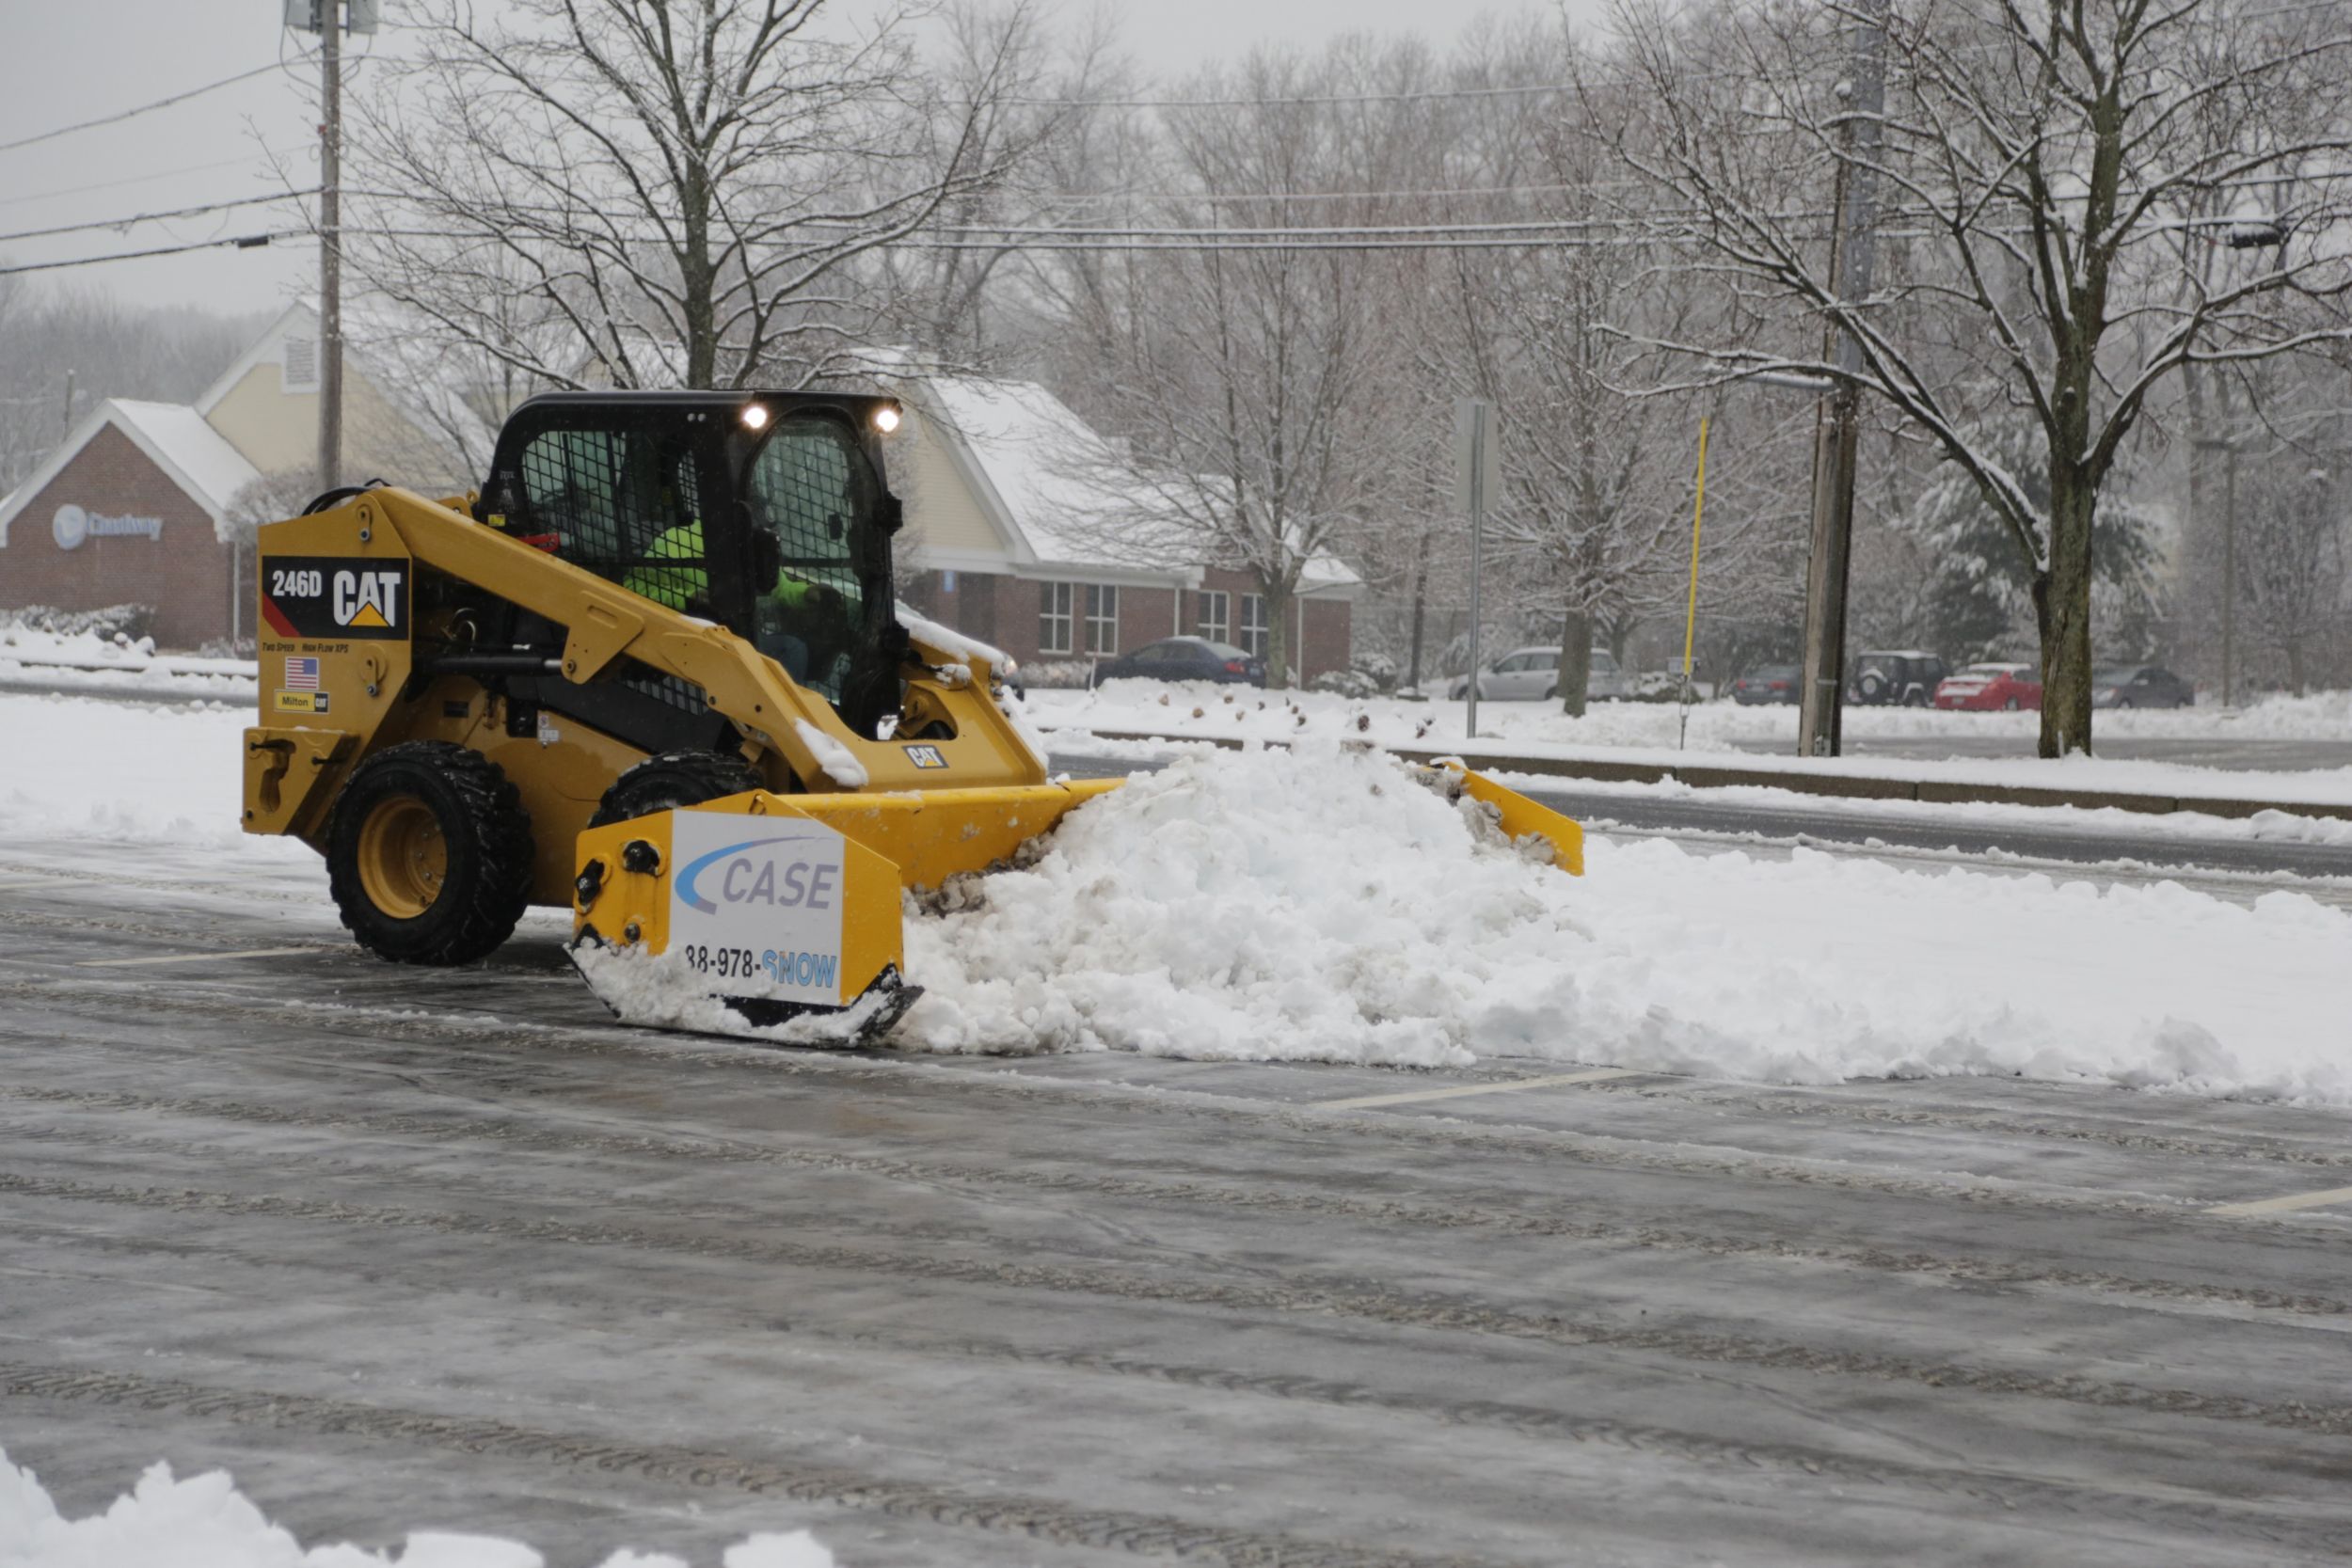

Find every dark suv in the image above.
[1847,650,1947,706]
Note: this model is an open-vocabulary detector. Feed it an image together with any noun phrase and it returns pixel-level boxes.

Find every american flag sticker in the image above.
[284,657,321,691]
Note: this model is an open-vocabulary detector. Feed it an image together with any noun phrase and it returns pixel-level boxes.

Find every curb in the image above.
[1040,725,2352,824]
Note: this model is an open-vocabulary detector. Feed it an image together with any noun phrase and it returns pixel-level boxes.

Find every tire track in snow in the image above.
[0,1362,1491,1568]
[0,978,2287,1227]
[1576,1078,2352,1172]
[8,1085,2347,1323]
[6,1201,2322,1553]
[6,1170,2351,1439]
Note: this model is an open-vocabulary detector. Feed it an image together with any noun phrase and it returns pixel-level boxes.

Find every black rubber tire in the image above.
[589,750,765,830]
[326,742,534,965]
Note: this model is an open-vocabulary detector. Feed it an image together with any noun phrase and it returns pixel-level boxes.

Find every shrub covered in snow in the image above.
[4,603,153,642]
[1019,658,1099,689]
[1307,668,1380,699]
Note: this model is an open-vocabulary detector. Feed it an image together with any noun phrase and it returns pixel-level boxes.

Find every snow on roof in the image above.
[0,398,262,548]
[914,372,1362,594]
[918,374,1184,574]
[113,401,263,515]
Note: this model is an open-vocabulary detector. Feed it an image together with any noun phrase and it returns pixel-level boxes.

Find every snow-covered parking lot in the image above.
[7,691,2352,1566]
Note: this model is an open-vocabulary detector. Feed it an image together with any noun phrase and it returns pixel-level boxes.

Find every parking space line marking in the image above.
[76,947,322,968]
[2209,1185,2352,1218]
[1318,1068,1645,1111]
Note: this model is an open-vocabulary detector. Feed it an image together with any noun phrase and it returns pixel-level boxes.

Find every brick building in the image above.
[0,303,480,649]
[0,401,260,649]
[886,374,1359,682]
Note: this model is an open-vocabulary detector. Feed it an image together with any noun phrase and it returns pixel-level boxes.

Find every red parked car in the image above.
[1933,662,2042,711]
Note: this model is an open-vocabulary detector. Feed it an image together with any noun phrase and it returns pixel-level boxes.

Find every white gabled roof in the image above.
[0,398,262,548]
[909,372,1363,595]
[916,374,1195,581]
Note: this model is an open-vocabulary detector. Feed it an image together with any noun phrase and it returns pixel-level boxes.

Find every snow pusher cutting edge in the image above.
[568,779,1125,1040]
[1425,760,1584,875]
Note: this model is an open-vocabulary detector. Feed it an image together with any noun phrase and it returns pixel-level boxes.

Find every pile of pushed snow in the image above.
[0,622,258,696]
[0,1445,829,1568]
[900,742,1573,1067]
[897,742,2352,1103]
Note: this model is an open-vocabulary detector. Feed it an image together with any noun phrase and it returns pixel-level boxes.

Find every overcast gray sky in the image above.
[0,0,1597,318]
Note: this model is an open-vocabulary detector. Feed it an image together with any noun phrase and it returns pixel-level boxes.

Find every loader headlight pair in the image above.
[738,402,900,433]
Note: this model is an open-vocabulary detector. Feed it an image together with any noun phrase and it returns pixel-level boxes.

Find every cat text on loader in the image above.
[241,388,1582,1041]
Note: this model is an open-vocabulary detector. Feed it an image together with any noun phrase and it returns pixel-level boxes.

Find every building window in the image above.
[1197,589,1229,642]
[282,337,319,392]
[1239,593,1268,659]
[1084,583,1120,655]
[1039,581,1073,655]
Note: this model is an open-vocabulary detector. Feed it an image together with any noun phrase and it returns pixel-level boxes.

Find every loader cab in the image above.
[479,390,906,732]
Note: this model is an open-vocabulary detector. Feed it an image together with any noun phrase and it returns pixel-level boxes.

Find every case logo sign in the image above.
[262,557,405,640]
[52,504,162,551]
[666,815,848,1005]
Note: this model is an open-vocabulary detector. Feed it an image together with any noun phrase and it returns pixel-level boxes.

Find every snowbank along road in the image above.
[4,825,2352,1566]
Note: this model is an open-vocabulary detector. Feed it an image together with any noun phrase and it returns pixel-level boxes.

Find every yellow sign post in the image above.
[1677,416,1710,751]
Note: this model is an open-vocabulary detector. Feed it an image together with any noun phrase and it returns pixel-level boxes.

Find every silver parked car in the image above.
[1448,646,1631,703]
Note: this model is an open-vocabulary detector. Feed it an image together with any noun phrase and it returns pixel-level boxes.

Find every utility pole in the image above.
[60,369,73,438]
[2221,442,2239,709]
[318,0,343,495]
[1455,398,1500,740]
[1796,0,1887,758]
[289,1,373,488]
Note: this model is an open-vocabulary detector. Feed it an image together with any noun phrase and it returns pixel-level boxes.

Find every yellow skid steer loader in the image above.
[241,389,1581,1040]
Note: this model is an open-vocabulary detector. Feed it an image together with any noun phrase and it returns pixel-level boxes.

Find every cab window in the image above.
[743,416,874,703]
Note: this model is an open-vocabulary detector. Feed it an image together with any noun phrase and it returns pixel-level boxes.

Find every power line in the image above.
[0,147,310,211]
[0,189,320,246]
[0,230,292,277]
[0,63,287,156]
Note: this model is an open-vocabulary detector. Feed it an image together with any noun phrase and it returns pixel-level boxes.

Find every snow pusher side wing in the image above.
[1426,761,1584,875]
[569,779,1124,1040]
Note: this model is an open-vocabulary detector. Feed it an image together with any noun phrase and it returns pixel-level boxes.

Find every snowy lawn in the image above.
[1028,681,2352,805]
[6,692,2344,1104]
[0,1445,828,1568]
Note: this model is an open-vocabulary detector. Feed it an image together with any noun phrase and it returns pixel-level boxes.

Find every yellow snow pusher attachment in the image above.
[239,389,1580,1041]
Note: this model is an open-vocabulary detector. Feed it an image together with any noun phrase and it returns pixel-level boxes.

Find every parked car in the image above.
[1731,663,1802,705]
[1846,649,1947,706]
[2092,664,2195,709]
[1447,646,1631,703]
[1933,662,2042,711]
[1091,636,1266,687]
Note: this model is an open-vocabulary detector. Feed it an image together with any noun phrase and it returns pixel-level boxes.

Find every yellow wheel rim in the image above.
[356,794,448,920]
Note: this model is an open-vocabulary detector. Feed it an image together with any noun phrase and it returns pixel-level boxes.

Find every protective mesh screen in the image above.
[516,427,707,610]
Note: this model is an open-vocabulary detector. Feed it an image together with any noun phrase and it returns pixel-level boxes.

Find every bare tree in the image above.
[1045,41,1435,687]
[347,0,1052,391]
[1599,0,2352,753]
